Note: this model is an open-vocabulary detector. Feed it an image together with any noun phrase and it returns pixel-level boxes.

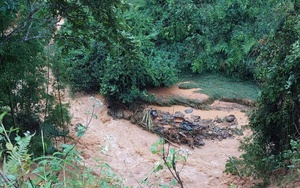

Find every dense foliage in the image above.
[56,0,292,104]
[56,0,177,104]
[0,0,72,156]
[127,0,288,78]
[226,1,300,183]
[0,111,128,187]
[1,0,300,186]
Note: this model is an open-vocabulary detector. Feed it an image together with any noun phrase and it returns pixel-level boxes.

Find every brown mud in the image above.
[67,85,258,188]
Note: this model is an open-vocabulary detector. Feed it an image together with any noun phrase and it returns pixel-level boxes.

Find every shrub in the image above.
[226,3,300,183]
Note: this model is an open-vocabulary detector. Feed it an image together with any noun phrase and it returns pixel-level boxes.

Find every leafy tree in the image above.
[226,1,300,182]
[57,0,178,104]
[132,0,290,78]
[0,0,75,155]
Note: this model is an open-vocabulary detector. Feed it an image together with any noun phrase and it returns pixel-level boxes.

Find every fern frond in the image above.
[242,38,257,54]
[3,133,33,177]
[214,42,230,54]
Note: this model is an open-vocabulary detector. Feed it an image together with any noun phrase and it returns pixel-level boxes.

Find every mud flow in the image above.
[68,87,255,187]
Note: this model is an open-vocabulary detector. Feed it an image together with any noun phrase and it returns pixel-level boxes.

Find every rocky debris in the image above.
[130,108,241,149]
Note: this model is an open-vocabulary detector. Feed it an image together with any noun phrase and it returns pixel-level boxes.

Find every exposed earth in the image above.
[66,85,256,187]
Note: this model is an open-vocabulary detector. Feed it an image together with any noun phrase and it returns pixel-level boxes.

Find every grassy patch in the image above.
[178,74,260,101]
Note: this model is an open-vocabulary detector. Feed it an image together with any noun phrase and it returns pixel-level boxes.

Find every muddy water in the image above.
[67,92,255,187]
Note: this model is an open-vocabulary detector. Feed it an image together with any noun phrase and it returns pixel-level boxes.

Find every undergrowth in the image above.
[0,97,189,187]
[0,98,127,188]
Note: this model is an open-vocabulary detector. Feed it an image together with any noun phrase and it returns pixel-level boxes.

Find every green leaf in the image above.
[6,142,13,150]
[170,178,178,186]
[7,174,16,181]
[76,124,87,137]
[15,136,21,142]
[0,111,7,121]
[150,144,158,154]
[160,184,169,188]
[101,181,108,187]
[93,114,98,119]
[153,162,163,172]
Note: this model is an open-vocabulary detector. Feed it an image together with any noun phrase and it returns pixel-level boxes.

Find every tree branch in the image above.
[0,2,51,45]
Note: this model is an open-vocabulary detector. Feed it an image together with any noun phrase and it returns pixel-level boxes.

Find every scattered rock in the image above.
[150,109,158,118]
[225,115,236,123]
[128,108,239,148]
[174,111,185,118]
[191,115,201,122]
[100,114,112,123]
[214,117,223,123]
[181,121,193,131]
[160,114,173,124]
[184,108,193,114]
[115,110,124,119]
[194,135,205,147]
[123,110,133,120]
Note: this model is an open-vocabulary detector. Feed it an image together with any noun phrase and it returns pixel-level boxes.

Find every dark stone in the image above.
[195,135,205,146]
[225,115,236,123]
[150,109,158,118]
[213,126,221,133]
[214,117,223,123]
[161,115,172,124]
[115,110,123,119]
[181,121,193,131]
[184,108,193,114]
[182,120,197,127]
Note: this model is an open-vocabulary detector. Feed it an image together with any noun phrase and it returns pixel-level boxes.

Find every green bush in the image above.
[58,1,178,104]
[0,0,72,157]
[130,0,288,79]
[226,3,300,183]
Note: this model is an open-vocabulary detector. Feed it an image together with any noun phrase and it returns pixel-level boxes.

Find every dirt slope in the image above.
[67,88,255,187]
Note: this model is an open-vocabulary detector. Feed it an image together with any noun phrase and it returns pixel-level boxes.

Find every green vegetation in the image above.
[225,2,300,185]
[1,0,300,187]
[0,111,127,187]
[0,107,189,187]
[149,138,191,188]
[0,0,72,157]
[178,74,259,101]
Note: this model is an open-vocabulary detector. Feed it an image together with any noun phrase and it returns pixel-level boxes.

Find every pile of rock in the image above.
[107,105,241,149]
[146,109,240,148]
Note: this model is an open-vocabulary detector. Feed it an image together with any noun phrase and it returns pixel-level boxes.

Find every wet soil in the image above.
[67,86,257,188]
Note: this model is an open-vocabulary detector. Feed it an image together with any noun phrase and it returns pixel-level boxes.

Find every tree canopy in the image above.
[1,0,300,185]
